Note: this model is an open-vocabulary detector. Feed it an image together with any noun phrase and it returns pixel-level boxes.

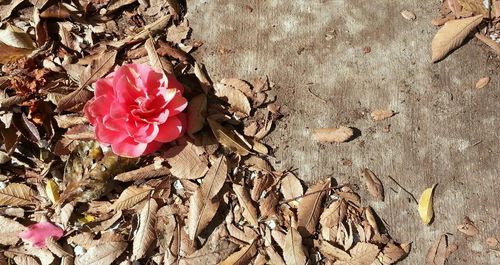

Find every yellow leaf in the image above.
[78,214,95,224]
[45,180,60,204]
[418,184,437,225]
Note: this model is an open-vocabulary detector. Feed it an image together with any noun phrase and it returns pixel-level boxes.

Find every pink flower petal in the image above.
[166,74,184,93]
[166,92,188,116]
[85,95,113,120]
[142,141,164,155]
[111,137,148,158]
[94,77,114,97]
[133,123,159,143]
[95,120,128,145]
[19,222,64,249]
[155,114,184,143]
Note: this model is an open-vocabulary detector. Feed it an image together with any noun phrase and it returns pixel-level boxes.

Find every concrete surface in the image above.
[186,0,500,264]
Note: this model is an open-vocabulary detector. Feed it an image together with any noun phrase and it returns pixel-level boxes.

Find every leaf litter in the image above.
[0,0,413,264]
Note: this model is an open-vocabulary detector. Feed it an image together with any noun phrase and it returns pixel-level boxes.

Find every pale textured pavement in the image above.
[186,0,500,264]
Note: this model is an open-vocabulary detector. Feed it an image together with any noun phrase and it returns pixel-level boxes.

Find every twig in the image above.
[307,87,327,103]
[387,175,418,204]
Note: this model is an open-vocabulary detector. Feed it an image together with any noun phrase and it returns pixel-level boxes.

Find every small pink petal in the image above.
[95,120,128,144]
[166,92,188,116]
[111,137,148,158]
[19,222,64,249]
[94,77,114,97]
[155,115,184,143]
[142,141,164,155]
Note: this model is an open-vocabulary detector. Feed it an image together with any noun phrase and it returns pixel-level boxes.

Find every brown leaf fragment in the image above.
[207,118,251,156]
[219,240,258,265]
[164,142,209,179]
[486,237,498,247]
[426,234,449,265]
[283,227,307,265]
[297,179,331,238]
[456,216,479,236]
[132,199,158,260]
[0,216,25,246]
[475,33,500,56]
[317,240,351,261]
[214,81,252,117]
[233,184,259,226]
[365,207,380,235]
[200,156,228,199]
[40,3,71,19]
[371,110,394,121]
[320,199,347,229]
[379,243,408,265]
[145,36,173,74]
[186,94,207,135]
[194,62,212,94]
[0,0,24,20]
[362,168,384,201]
[280,172,304,202]
[0,183,36,206]
[475,76,490,89]
[46,237,73,258]
[187,187,220,240]
[431,15,483,62]
[13,254,39,265]
[266,246,286,265]
[312,127,354,143]
[335,242,379,265]
[75,241,127,265]
[180,238,239,265]
[112,185,153,210]
[114,162,169,182]
[259,192,278,220]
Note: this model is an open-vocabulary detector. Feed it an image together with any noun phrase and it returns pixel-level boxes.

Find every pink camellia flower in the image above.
[84,64,188,157]
[19,222,64,248]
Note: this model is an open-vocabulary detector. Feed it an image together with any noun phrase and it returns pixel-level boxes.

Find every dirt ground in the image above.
[187,0,499,264]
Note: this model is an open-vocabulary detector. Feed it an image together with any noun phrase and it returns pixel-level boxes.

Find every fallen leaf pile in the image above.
[0,1,411,264]
[431,0,500,61]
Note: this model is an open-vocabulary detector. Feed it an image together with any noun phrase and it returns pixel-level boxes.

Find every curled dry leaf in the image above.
[431,15,483,62]
[362,168,384,201]
[207,118,251,156]
[418,184,437,225]
[320,199,347,230]
[475,33,500,55]
[379,243,408,265]
[0,183,36,206]
[335,242,380,265]
[233,184,259,226]
[75,241,127,265]
[187,188,220,240]
[456,216,479,236]
[186,94,207,135]
[401,10,416,20]
[475,76,490,89]
[45,180,60,205]
[283,227,307,265]
[219,240,258,265]
[317,240,351,261]
[426,234,450,265]
[371,110,394,121]
[145,36,173,75]
[132,199,158,260]
[214,81,252,117]
[112,185,154,210]
[297,179,331,238]
[114,162,170,182]
[312,127,354,143]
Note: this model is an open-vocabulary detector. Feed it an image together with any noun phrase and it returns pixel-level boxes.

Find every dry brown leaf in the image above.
[486,237,498,247]
[0,183,36,206]
[226,223,258,244]
[132,199,158,260]
[220,78,253,98]
[426,234,449,265]
[180,238,239,265]
[46,237,73,258]
[320,199,347,230]
[365,207,380,235]
[266,246,286,265]
[233,184,259,226]
[207,118,251,156]
[458,0,488,15]
[379,243,408,265]
[0,25,36,50]
[0,42,33,64]
[431,15,483,62]
[400,10,416,20]
[362,168,384,201]
[0,216,25,245]
[200,156,227,199]
[456,216,479,236]
[475,33,500,55]
[475,76,490,89]
[145,36,173,75]
[259,192,278,220]
[312,127,353,143]
[219,240,258,265]
[164,142,209,179]
[371,110,394,121]
[0,0,24,20]
[114,162,170,182]
[194,62,211,94]
[317,240,351,261]
[167,19,190,43]
[107,0,137,12]
[214,81,252,117]
[40,3,71,19]
[112,185,153,210]
[335,242,380,265]
[13,255,39,265]
[7,246,54,265]
[283,227,307,265]
[280,172,304,202]
[75,241,127,265]
[297,179,331,238]
[187,94,207,135]
[187,188,220,240]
